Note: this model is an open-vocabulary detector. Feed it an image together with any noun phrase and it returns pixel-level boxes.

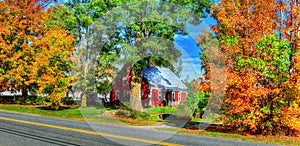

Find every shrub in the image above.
[36,96,46,105]
[115,110,126,117]
[62,96,77,105]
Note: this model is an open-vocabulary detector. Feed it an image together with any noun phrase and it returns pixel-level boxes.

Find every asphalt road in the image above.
[0,110,277,146]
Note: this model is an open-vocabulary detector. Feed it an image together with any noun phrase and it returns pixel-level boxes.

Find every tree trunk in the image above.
[81,62,89,107]
[21,86,28,103]
[130,79,143,111]
[81,93,87,107]
[80,25,92,107]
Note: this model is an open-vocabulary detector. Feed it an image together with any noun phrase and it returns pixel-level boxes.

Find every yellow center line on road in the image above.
[0,116,183,146]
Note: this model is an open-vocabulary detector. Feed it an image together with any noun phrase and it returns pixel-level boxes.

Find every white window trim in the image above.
[124,90,127,98]
[123,78,127,86]
[149,88,152,99]
[158,90,162,100]
[172,92,175,101]
[178,91,181,103]
[116,90,119,100]
[149,88,152,106]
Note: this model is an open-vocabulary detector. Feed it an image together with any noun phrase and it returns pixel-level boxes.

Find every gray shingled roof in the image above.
[142,66,187,91]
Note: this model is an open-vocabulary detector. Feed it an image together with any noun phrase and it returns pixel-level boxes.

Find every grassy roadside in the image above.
[0,104,83,119]
[0,104,122,125]
[0,104,299,145]
[155,128,300,145]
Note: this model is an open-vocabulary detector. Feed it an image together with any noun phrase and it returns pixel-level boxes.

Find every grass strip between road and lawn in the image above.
[155,128,300,146]
[0,104,123,125]
[0,104,299,145]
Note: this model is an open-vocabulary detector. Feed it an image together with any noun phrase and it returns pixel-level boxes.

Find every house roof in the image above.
[142,66,187,91]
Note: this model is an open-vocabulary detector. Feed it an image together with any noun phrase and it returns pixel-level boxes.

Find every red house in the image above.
[110,66,188,107]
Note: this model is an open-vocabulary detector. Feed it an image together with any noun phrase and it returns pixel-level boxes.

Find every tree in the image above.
[182,79,209,118]
[210,0,300,135]
[52,0,212,109]
[279,0,300,135]
[31,28,75,109]
[96,0,212,111]
[50,0,121,106]
[95,55,116,100]
[0,0,48,101]
[0,0,75,109]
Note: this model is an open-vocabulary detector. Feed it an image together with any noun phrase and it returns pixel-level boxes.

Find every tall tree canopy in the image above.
[49,0,123,106]
[94,0,212,111]
[0,0,75,109]
[203,0,300,135]
[52,0,212,110]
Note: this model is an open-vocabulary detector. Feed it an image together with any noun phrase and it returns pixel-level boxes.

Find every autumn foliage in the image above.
[197,0,300,136]
[0,0,75,109]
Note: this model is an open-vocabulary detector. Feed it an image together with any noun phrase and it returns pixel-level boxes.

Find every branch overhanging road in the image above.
[0,110,277,146]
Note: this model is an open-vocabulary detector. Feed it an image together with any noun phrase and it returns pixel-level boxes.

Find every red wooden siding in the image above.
[180,92,187,104]
[151,89,158,106]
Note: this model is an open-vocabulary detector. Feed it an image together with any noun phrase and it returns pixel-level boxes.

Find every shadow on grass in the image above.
[36,105,79,111]
[159,115,233,134]
[184,121,233,133]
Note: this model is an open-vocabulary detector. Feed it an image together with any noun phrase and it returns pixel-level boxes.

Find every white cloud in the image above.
[174,34,190,41]
[178,58,202,81]
[181,57,200,63]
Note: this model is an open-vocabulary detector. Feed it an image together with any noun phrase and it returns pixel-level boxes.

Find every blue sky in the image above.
[174,17,217,81]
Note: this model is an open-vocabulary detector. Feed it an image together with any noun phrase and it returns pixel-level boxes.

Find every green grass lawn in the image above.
[0,104,169,126]
[0,104,82,119]
[144,106,175,114]
[0,104,122,124]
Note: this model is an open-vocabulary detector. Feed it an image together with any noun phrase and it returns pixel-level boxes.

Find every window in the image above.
[172,92,175,101]
[116,90,119,100]
[178,92,181,102]
[123,78,127,86]
[124,90,128,98]
[158,90,162,100]
[149,89,152,106]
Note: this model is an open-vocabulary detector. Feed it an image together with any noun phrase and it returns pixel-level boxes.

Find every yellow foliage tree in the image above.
[0,0,75,109]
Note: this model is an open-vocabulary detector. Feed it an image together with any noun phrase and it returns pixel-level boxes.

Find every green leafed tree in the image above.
[52,0,211,110]
[49,0,122,106]
[95,0,212,111]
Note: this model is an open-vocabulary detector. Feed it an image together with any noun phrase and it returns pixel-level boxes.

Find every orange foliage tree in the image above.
[281,0,300,135]
[0,0,75,109]
[201,0,300,135]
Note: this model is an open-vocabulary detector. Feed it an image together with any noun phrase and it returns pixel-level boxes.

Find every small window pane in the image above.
[158,90,162,100]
